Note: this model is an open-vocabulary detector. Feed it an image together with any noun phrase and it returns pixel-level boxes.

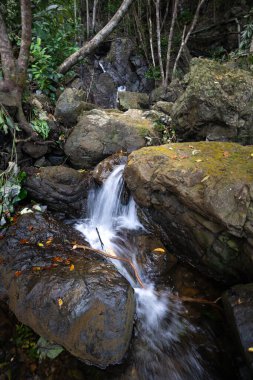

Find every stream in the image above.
[75,165,222,380]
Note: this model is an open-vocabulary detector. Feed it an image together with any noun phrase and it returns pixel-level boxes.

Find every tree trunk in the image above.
[164,0,179,88]
[0,0,34,137]
[155,0,165,84]
[58,0,135,74]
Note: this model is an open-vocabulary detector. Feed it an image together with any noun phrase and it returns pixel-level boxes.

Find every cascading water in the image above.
[76,165,209,380]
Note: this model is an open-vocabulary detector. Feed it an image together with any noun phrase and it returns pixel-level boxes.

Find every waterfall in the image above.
[76,165,208,380]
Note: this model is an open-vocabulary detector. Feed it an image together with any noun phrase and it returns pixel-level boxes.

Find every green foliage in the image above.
[0,163,27,226]
[14,324,39,360]
[145,66,161,80]
[31,118,50,139]
[0,106,20,135]
[106,0,122,15]
[153,120,176,144]
[240,21,253,52]
[37,337,64,360]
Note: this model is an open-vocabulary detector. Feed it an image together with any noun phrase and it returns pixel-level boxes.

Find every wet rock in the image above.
[91,73,117,108]
[64,109,158,169]
[172,58,253,144]
[0,213,135,368]
[118,91,149,111]
[223,284,253,376]
[22,142,48,159]
[55,88,95,126]
[93,153,128,185]
[150,79,184,104]
[124,142,253,283]
[24,166,91,217]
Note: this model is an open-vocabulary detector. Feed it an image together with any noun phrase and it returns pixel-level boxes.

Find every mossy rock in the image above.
[171,58,253,144]
[125,141,253,283]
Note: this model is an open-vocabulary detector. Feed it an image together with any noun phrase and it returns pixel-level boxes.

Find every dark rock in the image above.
[150,79,184,104]
[64,109,158,169]
[91,73,117,108]
[124,142,253,283]
[223,284,253,376]
[0,213,135,368]
[55,88,96,126]
[172,58,253,144]
[24,166,91,217]
[22,142,48,159]
[93,153,128,185]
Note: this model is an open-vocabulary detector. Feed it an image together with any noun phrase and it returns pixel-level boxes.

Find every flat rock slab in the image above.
[124,142,253,283]
[0,213,135,368]
[223,284,253,375]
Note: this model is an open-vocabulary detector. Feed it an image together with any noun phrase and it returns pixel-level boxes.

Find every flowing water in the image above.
[76,165,210,380]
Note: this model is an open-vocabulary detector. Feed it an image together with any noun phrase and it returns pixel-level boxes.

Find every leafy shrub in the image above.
[0,163,27,226]
[31,119,50,140]
[145,66,161,80]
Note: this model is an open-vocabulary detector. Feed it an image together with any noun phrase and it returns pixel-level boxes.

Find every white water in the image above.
[76,165,207,380]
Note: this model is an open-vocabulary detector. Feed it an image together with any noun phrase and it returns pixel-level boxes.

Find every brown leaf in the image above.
[20,238,29,244]
[52,256,64,263]
[15,271,22,277]
[152,248,166,254]
[69,264,75,271]
[27,226,34,231]
[46,237,53,246]
[223,151,230,158]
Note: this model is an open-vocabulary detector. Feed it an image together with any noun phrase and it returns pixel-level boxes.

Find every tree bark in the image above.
[164,0,179,88]
[58,0,135,74]
[155,0,165,83]
[0,11,16,82]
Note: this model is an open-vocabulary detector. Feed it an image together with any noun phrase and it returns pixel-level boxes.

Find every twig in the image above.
[96,227,104,250]
[169,293,222,310]
[72,244,145,288]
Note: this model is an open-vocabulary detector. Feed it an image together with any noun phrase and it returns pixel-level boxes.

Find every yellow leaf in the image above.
[37,242,44,247]
[195,159,203,163]
[201,175,210,183]
[251,153,253,157]
[248,347,253,352]
[46,237,53,245]
[152,248,165,254]
[69,264,75,271]
[58,298,63,308]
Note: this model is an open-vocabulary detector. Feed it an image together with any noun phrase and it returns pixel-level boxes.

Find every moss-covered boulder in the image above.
[172,58,253,144]
[124,142,253,283]
[118,91,149,111]
[64,109,158,169]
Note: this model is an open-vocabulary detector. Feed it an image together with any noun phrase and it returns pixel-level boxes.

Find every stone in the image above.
[64,109,158,169]
[93,153,128,185]
[171,58,253,144]
[24,166,91,217]
[124,142,253,283]
[152,101,174,115]
[118,91,149,111]
[223,284,253,376]
[149,79,184,104]
[22,142,48,159]
[54,88,95,126]
[0,213,135,368]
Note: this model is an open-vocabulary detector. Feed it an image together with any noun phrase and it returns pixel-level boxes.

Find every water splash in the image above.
[76,164,207,379]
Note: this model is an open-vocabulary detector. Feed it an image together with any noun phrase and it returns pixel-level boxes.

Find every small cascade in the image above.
[76,165,208,379]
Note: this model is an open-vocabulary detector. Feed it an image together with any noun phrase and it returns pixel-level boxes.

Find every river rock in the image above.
[24,166,91,217]
[93,153,128,185]
[171,58,253,144]
[64,109,158,169]
[22,142,48,159]
[0,212,135,368]
[55,88,95,126]
[118,91,149,111]
[124,142,253,283]
[223,284,253,375]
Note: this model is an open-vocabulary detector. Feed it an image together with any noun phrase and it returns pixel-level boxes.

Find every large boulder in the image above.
[124,142,253,283]
[223,284,253,376]
[64,109,158,169]
[0,213,135,368]
[24,166,91,217]
[55,88,95,126]
[171,58,253,144]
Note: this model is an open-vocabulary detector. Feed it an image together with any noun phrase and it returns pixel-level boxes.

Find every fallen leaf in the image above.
[179,154,189,159]
[192,150,201,156]
[52,256,64,263]
[201,175,210,183]
[37,242,44,247]
[58,298,63,308]
[171,155,178,160]
[188,145,194,149]
[223,151,230,158]
[152,248,166,254]
[15,271,22,277]
[32,266,41,271]
[20,238,29,244]
[250,153,253,157]
[248,347,253,352]
[69,264,75,271]
[27,225,33,231]
[46,237,53,245]
[64,259,71,265]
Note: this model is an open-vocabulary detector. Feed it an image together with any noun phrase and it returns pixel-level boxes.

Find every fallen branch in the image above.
[72,244,145,288]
